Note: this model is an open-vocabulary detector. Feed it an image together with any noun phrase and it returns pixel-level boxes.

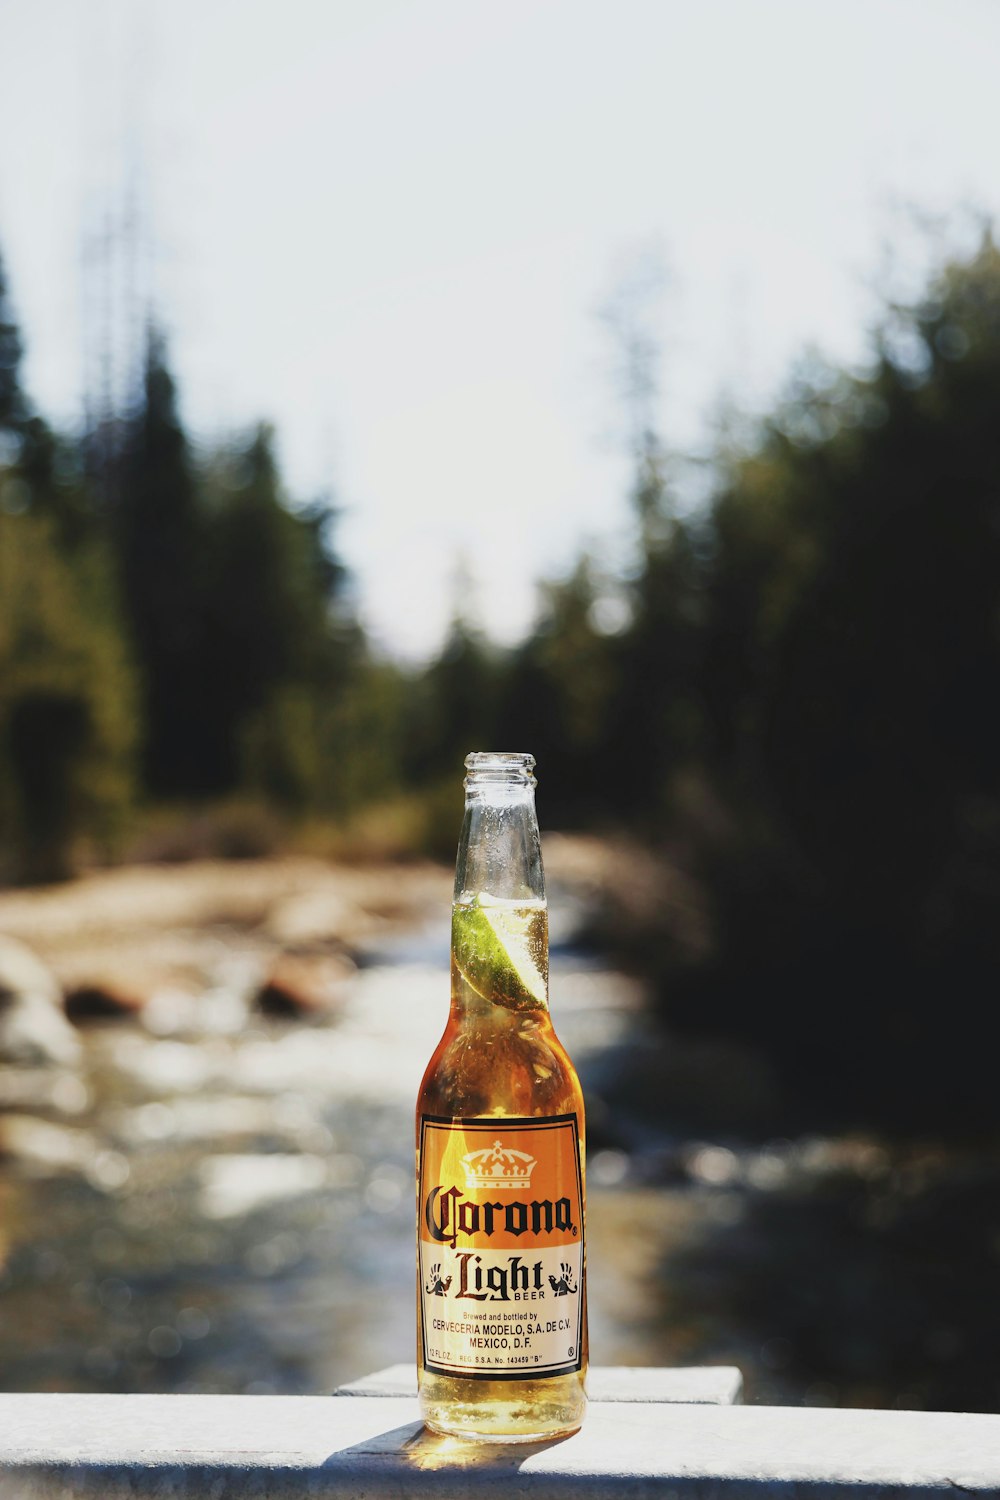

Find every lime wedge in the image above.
[452,895,548,1011]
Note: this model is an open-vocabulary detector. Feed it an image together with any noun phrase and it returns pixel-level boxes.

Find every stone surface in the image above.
[63,979,150,1024]
[337,1362,744,1405]
[0,1112,93,1175]
[254,953,356,1019]
[0,1391,998,1498]
[0,935,81,1066]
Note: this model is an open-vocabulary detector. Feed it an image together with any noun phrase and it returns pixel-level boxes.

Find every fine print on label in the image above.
[418,1113,584,1380]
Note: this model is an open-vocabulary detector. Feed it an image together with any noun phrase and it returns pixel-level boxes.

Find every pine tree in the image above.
[0,240,137,881]
[497,556,614,823]
[0,246,25,435]
[115,326,205,795]
[0,510,136,881]
[692,233,1000,1127]
[201,424,350,805]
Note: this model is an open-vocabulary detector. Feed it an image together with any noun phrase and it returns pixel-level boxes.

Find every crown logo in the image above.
[461,1139,536,1191]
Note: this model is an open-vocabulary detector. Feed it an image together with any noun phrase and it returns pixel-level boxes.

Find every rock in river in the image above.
[0,936,82,1067]
[254,953,355,1020]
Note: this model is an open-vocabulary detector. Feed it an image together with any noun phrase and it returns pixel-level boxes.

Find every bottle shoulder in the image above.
[417,1010,583,1123]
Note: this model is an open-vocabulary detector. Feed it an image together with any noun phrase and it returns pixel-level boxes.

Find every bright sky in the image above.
[2,0,1000,657]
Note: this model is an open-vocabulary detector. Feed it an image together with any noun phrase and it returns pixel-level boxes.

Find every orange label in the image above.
[418,1113,584,1379]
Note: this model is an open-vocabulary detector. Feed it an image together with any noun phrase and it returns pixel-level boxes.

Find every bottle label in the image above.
[417,1112,584,1380]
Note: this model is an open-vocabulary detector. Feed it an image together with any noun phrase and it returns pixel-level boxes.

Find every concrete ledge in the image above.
[337,1362,744,1404]
[1,1391,999,1498]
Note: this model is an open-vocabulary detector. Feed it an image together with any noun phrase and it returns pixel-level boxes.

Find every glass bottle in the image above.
[416,751,587,1441]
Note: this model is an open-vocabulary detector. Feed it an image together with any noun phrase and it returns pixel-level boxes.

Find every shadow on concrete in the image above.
[325,1418,574,1477]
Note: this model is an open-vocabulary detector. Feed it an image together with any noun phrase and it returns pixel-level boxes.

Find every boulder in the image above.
[0,1112,92,1175]
[0,936,81,1067]
[254,953,355,1020]
[63,979,148,1025]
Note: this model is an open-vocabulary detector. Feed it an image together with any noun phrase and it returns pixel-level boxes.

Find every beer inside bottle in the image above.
[416,751,587,1441]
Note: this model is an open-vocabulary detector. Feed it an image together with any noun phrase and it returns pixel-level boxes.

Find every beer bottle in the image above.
[416,751,587,1441]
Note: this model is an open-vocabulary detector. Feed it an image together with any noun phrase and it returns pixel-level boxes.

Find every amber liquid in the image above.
[416,905,587,1441]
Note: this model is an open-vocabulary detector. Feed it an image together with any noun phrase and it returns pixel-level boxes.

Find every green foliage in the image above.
[496,448,707,827]
[707,233,1000,894]
[0,244,136,882]
[404,610,503,788]
[113,335,362,809]
[496,557,615,822]
[19,416,95,546]
[469,230,1000,1131]
[317,653,409,814]
[0,510,137,881]
[199,424,344,802]
[670,232,1000,1128]
[114,330,208,796]
[0,262,382,876]
[0,247,25,432]
[608,444,707,820]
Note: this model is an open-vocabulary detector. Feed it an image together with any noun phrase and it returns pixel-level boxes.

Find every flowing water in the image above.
[0,888,651,1396]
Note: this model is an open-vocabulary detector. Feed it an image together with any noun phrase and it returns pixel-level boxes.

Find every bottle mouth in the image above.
[464,751,536,787]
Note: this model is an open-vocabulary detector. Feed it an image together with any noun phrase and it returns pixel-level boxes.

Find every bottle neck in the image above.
[451,752,548,1022]
[454,752,545,904]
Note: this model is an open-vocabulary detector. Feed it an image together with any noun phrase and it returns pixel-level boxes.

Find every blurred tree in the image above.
[201,424,353,807]
[114,339,362,809]
[692,232,1000,1128]
[404,562,502,790]
[606,436,706,823]
[594,250,708,824]
[0,241,136,882]
[319,649,409,814]
[498,555,615,823]
[20,416,99,547]
[0,247,26,435]
[0,510,136,882]
[115,326,207,796]
[387,568,506,858]
[0,235,402,872]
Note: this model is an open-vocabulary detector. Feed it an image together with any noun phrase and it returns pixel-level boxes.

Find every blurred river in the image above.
[0,880,650,1397]
[1,867,998,1410]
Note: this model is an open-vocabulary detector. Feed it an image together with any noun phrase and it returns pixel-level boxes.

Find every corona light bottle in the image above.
[416,751,587,1440]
